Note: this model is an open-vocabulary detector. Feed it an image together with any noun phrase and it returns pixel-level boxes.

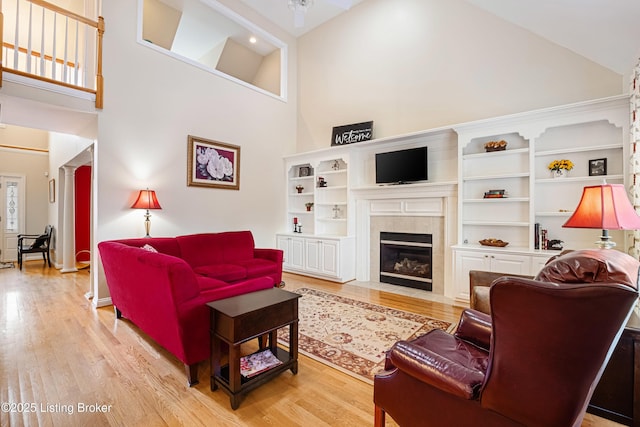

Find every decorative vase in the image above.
[552,169,569,178]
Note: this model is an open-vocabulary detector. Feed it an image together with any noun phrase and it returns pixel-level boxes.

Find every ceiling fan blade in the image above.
[326,0,352,9]
[294,9,305,28]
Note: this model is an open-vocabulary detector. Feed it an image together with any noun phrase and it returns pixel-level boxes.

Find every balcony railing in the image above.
[0,0,104,108]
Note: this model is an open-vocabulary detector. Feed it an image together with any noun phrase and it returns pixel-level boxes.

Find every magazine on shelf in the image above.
[240,349,283,378]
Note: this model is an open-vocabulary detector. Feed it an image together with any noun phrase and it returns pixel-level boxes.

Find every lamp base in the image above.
[144,210,152,238]
[595,229,616,249]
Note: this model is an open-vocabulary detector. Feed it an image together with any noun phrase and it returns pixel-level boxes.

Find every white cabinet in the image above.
[304,238,339,277]
[277,234,305,270]
[453,247,550,302]
[531,254,553,275]
[276,234,355,283]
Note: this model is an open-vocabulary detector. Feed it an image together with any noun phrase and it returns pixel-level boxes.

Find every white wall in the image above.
[0,127,49,238]
[296,0,623,152]
[94,0,297,301]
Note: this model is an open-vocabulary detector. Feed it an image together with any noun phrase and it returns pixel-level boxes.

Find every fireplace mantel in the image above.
[353,181,457,299]
[351,181,457,201]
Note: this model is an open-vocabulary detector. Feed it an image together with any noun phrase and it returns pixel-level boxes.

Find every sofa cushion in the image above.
[177,234,225,268]
[221,231,255,262]
[233,258,278,277]
[194,264,247,282]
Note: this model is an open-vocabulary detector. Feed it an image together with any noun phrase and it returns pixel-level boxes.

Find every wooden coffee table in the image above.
[207,287,301,409]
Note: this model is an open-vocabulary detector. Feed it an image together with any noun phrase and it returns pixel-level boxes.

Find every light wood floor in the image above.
[0,262,621,426]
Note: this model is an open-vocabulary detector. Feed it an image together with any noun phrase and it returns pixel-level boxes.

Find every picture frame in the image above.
[48,179,55,203]
[187,135,240,190]
[299,166,311,177]
[588,158,607,176]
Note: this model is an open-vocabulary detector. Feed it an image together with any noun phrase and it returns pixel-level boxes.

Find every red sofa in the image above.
[98,231,283,386]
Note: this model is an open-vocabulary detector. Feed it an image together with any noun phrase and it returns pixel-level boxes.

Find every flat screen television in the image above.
[375,146,428,184]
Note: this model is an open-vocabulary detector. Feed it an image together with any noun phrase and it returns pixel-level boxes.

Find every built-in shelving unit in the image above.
[451,95,629,301]
[280,95,630,299]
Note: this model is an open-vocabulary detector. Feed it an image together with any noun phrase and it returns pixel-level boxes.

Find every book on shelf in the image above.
[484,189,508,199]
[240,349,283,378]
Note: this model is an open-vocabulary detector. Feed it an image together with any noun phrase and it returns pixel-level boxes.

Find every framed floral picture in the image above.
[187,135,240,190]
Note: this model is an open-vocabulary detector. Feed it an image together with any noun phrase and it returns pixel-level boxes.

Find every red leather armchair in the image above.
[374,249,640,427]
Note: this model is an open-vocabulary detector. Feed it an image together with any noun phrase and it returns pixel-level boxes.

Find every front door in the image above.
[0,175,26,262]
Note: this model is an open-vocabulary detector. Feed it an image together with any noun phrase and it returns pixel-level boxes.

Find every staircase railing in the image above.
[0,0,104,108]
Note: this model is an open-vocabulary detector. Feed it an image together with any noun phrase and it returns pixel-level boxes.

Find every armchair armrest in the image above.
[454,309,492,351]
[388,340,485,400]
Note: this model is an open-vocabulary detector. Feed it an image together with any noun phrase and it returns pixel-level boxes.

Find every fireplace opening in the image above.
[380,232,432,291]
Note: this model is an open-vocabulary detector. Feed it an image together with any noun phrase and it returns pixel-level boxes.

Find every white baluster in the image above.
[63,15,68,83]
[26,1,33,74]
[40,6,45,76]
[74,21,79,86]
[13,0,19,68]
[51,12,57,80]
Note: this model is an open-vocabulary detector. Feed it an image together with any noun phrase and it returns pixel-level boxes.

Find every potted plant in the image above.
[295,185,304,193]
[548,159,574,178]
[305,202,314,212]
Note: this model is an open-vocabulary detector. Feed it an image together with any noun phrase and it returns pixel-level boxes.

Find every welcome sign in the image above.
[331,121,374,146]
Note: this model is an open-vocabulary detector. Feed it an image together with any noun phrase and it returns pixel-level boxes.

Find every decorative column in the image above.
[61,166,78,273]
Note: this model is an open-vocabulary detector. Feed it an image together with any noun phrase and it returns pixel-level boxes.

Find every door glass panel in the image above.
[5,181,18,232]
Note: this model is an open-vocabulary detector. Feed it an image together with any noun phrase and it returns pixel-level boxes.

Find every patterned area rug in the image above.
[278,288,453,384]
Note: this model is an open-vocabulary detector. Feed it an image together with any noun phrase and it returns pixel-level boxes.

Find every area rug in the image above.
[278,288,453,384]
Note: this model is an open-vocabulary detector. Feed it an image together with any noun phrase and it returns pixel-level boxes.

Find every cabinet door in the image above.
[454,250,491,301]
[530,255,552,276]
[490,253,530,275]
[289,237,305,270]
[276,235,290,266]
[320,239,339,277]
[304,239,322,273]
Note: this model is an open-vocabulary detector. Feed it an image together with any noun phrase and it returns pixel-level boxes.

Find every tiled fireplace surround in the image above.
[353,183,457,298]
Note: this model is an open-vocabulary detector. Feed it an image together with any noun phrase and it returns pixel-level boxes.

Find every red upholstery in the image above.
[176,231,283,285]
[374,249,640,427]
[97,230,282,386]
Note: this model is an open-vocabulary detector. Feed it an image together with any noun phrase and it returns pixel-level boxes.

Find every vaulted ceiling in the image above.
[240,0,640,75]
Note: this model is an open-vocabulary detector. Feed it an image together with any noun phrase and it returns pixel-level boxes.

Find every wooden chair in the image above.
[17,225,53,269]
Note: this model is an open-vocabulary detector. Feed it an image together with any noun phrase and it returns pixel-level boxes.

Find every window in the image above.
[139,0,287,100]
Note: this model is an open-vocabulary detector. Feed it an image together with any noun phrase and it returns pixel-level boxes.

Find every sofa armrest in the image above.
[254,248,283,264]
[199,276,273,302]
[454,309,492,351]
[388,340,485,400]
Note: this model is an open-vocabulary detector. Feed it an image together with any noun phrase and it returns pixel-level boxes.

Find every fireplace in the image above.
[379,232,432,291]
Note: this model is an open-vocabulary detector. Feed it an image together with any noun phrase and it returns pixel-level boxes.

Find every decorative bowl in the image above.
[484,140,508,152]
[479,239,509,247]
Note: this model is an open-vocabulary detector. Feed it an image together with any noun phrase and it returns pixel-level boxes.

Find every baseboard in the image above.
[93,296,112,308]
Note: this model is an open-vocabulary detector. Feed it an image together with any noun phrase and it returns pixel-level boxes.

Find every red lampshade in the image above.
[131,189,162,210]
[563,184,640,230]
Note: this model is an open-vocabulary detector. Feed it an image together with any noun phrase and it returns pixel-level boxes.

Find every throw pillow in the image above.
[141,244,158,253]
